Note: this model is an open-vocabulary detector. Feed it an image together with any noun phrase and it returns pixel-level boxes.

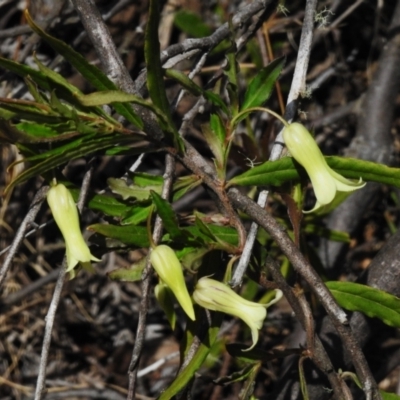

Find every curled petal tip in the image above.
[283,123,366,213]
[193,277,280,350]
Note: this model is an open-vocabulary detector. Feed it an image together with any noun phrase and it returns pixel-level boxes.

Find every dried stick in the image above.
[0,186,48,289]
[34,168,93,400]
[160,0,277,66]
[127,154,176,400]
[231,0,319,287]
[227,187,382,400]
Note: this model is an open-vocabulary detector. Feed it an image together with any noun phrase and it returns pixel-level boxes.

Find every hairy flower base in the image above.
[150,245,195,321]
[193,277,282,350]
[47,183,100,274]
[282,122,366,213]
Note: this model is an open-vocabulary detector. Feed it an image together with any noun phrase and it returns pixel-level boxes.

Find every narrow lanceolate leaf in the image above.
[69,189,130,218]
[145,0,182,150]
[151,191,183,240]
[4,134,141,195]
[326,281,400,327]
[241,56,285,111]
[24,10,143,129]
[228,156,400,188]
[88,224,150,248]
[76,90,168,126]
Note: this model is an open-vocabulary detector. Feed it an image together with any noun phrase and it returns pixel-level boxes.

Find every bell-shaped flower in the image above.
[282,122,366,213]
[193,277,282,350]
[47,183,100,274]
[150,245,195,321]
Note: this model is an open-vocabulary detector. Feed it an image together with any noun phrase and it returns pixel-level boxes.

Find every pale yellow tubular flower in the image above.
[47,183,100,273]
[150,245,196,321]
[193,277,282,351]
[282,122,366,213]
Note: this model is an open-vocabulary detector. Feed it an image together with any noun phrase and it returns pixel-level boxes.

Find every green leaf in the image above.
[5,134,140,194]
[88,223,150,248]
[210,113,226,146]
[202,118,225,168]
[108,178,162,200]
[108,257,146,282]
[228,156,300,187]
[24,10,143,129]
[184,224,238,246]
[326,281,400,327]
[174,10,212,38]
[24,76,48,104]
[69,189,130,218]
[239,362,262,400]
[0,99,60,123]
[16,121,72,137]
[241,57,285,111]
[121,203,153,225]
[34,53,82,97]
[76,90,164,121]
[0,119,80,144]
[185,218,238,251]
[228,156,400,188]
[172,175,202,201]
[131,172,164,187]
[151,191,183,240]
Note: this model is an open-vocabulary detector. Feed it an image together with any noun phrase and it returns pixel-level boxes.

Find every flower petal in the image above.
[150,245,195,321]
[47,183,100,273]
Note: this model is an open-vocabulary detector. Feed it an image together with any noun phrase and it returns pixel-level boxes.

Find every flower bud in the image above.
[193,277,282,350]
[47,183,100,273]
[282,122,366,213]
[150,245,195,321]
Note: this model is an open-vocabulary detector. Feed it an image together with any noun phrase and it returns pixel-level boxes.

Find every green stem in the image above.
[231,106,288,129]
